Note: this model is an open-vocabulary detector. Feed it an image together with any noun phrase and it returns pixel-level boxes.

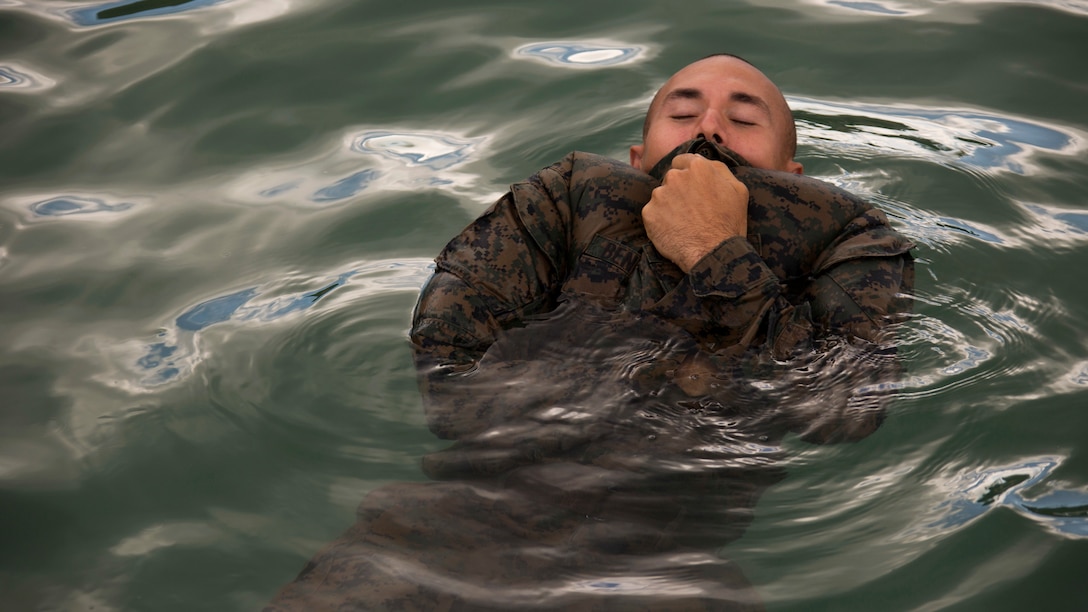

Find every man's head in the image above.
[630,54,803,175]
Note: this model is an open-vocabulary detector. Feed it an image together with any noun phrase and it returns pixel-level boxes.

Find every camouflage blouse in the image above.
[410,138,915,443]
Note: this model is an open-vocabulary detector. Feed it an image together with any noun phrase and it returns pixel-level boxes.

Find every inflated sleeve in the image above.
[409,161,576,438]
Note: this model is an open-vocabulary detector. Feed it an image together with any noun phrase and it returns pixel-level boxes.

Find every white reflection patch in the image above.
[352,130,478,170]
[2,193,139,223]
[825,0,914,15]
[230,129,491,206]
[66,0,227,26]
[920,457,1088,539]
[30,195,133,217]
[0,62,55,92]
[1071,362,1088,386]
[742,0,1086,19]
[1013,202,1088,250]
[943,0,1088,17]
[513,41,647,68]
[4,0,301,34]
[111,521,221,556]
[791,97,1084,174]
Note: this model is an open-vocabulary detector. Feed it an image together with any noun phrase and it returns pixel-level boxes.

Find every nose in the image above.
[696,114,727,145]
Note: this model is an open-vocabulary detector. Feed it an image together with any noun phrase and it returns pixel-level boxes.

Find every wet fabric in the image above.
[412,138,914,442]
[266,139,915,610]
[268,304,783,611]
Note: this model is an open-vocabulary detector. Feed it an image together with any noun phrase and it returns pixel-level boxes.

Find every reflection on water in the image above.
[758,0,1088,18]
[128,260,432,387]
[232,129,489,206]
[929,458,1088,538]
[792,96,1082,174]
[897,284,1054,400]
[1015,202,1088,249]
[837,192,1088,258]
[28,195,133,218]
[0,0,1085,609]
[0,63,55,91]
[889,212,1008,251]
[1,192,140,222]
[827,0,912,15]
[351,130,479,170]
[67,0,226,25]
[175,273,353,332]
[309,169,382,203]
[950,0,1088,17]
[513,41,648,67]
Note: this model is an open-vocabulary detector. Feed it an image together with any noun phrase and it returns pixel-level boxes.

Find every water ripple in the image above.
[816,185,1012,253]
[1,193,138,222]
[230,129,491,206]
[67,0,227,26]
[949,0,1088,17]
[351,131,479,170]
[118,259,433,389]
[29,195,134,218]
[0,63,56,92]
[751,0,1088,18]
[1011,202,1088,251]
[792,97,1083,174]
[894,286,1054,404]
[826,0,913,15]
[2,0,300,34]
[513,41,648,68]
[925,457,1088,539]
[310,170,382,203]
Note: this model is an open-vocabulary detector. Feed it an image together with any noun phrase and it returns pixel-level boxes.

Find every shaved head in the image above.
[634,54,800,173]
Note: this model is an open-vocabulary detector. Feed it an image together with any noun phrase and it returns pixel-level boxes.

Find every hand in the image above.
[641,153,749,273]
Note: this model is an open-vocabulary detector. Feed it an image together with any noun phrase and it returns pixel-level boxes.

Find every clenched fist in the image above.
[641,153,749,273]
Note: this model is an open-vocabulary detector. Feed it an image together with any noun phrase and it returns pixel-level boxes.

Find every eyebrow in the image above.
[661,87,772,115]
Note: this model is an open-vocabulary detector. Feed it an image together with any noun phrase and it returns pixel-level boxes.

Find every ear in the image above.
[785,159,803,175]
[629,144,644,169]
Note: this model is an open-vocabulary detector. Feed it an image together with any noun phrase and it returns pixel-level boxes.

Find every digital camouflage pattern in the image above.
[265,139,915,611]
[411,138,914,441]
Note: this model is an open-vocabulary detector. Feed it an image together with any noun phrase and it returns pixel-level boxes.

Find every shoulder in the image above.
[518,152,656,214]
[735,167,914,277]
[736,167,872,219]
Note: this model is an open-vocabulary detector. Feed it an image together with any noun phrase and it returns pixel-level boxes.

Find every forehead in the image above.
[654,56,783,112]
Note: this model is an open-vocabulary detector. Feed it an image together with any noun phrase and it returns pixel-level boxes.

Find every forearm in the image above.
[688,234,914,443]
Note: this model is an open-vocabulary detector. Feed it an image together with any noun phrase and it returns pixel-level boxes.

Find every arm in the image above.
[410,161,577,440]
[681,234,914,443]
[642,148,913,442]
[413,144,914,445]
[660,197,914,443]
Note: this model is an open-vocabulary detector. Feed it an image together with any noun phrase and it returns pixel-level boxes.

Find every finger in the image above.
[669,153,699,170]
[660,167,685,186]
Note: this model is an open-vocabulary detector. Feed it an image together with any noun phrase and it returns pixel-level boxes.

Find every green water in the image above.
[1,0,1086,610]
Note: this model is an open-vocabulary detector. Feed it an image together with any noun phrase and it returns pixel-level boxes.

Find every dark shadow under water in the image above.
[267,299,896,611]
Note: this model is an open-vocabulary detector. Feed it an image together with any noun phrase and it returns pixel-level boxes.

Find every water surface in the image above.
[1,0,1086,610]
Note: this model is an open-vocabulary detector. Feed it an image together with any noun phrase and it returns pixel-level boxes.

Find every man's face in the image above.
[630,56,803,175]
